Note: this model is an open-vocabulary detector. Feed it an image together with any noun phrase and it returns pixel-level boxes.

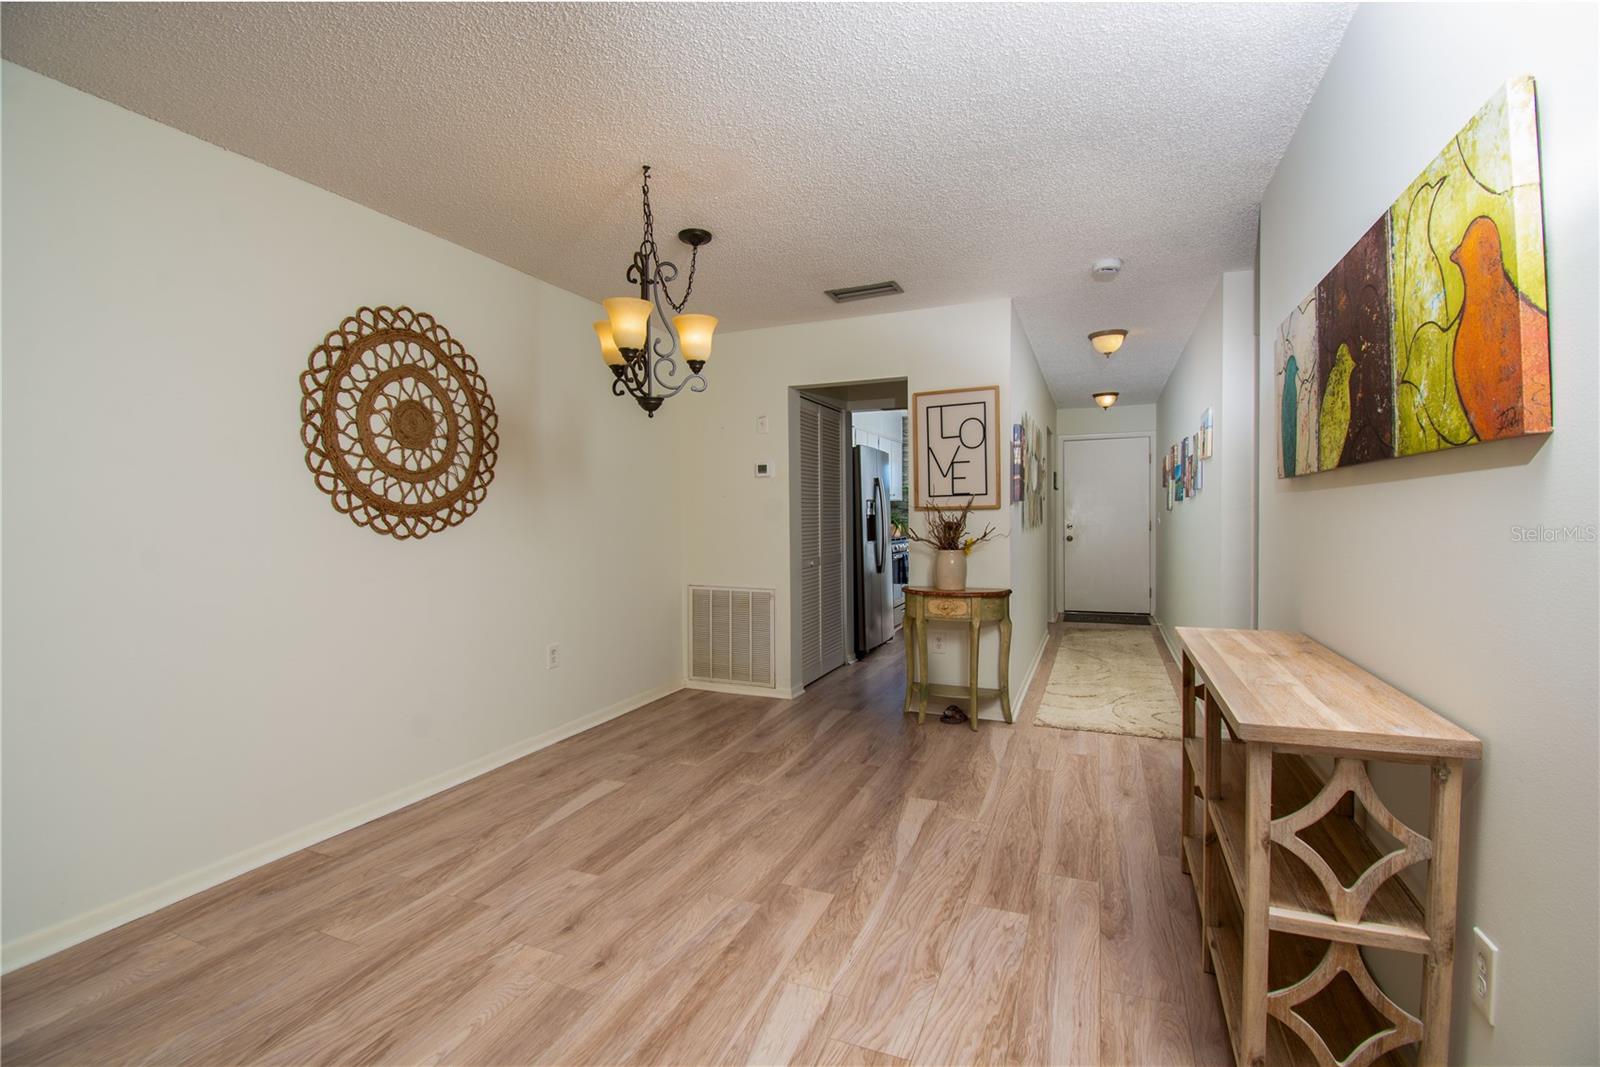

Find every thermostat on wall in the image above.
[755,462,772,478]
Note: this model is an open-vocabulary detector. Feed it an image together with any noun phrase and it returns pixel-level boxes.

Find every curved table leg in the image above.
[917,615,930,724]
[902,616,917,717]
[968,615,981,731]
[999,611,1013,723]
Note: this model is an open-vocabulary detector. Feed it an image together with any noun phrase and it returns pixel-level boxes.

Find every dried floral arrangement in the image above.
[903,497,997,555]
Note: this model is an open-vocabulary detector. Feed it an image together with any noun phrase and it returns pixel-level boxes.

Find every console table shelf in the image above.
[1176,628,1482,1067]
[1208,743,1430,953]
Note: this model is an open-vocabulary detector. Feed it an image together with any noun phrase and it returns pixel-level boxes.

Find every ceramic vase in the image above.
[933,550,967,591]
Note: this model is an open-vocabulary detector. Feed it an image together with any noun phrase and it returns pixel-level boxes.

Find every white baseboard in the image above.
[0,681,683,975]
[683,678,803,700]
[1013,631,1051,713]
[978,631,1049,722]
[1151,614,1181,663]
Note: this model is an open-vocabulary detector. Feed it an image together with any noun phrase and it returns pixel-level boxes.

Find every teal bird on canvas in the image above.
[1281,354,1299,475]
[1319,343,1355,470]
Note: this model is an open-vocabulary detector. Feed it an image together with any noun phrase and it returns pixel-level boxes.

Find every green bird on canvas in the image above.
[1319,343,1354,470]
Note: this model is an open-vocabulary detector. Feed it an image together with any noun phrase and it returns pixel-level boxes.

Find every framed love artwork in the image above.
[912,385,1001,511]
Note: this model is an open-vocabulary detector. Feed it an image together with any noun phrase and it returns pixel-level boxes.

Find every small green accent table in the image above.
[902,586,1014,731]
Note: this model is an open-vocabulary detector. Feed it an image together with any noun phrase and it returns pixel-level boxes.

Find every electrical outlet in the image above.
[546,643,560,670]
[1471,927,1499,1025]
[931,631,948,656]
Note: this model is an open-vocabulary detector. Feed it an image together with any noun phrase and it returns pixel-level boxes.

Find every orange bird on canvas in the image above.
[1448,215,1551,441]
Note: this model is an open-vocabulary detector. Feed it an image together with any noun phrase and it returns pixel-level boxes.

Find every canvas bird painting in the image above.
[1276,76,1550,478]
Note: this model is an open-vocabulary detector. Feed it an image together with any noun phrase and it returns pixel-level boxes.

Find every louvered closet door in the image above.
[798,397,846,686]
[817,403,845,679]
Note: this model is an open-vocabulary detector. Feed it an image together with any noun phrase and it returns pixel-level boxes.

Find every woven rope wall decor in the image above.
[300,306,499,540]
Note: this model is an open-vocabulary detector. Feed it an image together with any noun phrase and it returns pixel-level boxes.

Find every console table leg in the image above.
[1420,758,1464,1066]
[998,613,1013,723]
[902,616,917,716]
[1201,688,1222,973]
[917,616,930,724]
[1181,653,1196,874]
[967,615,981,731]
[1240,741,1272,1067]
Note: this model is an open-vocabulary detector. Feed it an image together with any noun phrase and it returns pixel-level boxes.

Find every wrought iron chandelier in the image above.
[592,165,717,417]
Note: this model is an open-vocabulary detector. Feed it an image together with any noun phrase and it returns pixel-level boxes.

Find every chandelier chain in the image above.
[637,165,697,314]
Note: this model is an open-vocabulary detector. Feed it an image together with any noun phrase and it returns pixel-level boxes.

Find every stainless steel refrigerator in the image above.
[852,445,894,656]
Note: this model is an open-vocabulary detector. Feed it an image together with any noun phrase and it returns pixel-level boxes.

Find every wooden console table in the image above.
[902,586,1012,731]
[1176,627,1482,1067]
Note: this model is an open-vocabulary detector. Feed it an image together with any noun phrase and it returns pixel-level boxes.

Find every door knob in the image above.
[1066,535,1074,542]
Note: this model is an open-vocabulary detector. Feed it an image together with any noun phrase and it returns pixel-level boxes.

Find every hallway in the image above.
[3,625,1228,1067]
[2,5,1596,1062]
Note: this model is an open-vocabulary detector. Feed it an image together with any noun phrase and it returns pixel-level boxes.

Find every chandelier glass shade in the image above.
[672,314,718,366]
[602,297,652,352]
[593,166,716,417]
[593,321,624,366]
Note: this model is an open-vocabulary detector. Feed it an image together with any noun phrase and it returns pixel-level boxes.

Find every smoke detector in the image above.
[1091,257,1124,280]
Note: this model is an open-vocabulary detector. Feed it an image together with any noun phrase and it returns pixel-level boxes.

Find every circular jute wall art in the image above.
[301,306,499,540]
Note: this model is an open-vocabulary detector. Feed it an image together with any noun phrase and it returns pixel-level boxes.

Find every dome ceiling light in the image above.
[1094,391,1120,410]
[1089,329,1128,358]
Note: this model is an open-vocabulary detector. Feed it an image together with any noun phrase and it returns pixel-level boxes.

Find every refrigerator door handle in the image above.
[872,478,886,572]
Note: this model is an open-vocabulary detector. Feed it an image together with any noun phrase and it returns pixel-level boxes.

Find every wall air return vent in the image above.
[824,280,904,303]
[689,586,776,688]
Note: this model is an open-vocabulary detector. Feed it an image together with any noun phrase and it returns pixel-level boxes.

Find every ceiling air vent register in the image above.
[825,281,905,303]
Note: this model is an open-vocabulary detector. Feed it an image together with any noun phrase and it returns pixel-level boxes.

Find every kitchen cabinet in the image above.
[851,421,904,501]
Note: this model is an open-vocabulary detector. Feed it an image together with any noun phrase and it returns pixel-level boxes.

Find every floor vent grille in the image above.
[689,586,775,688]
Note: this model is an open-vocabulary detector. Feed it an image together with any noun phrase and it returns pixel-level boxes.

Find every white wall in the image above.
[1007,308,1056,699]
[1156,282,1223,640]
[675,298,1050,708]
[1054,403,1159,617]
[1,65,684,964]
[1056,402,1156,438]
[1256,7,1598,1064]
[1217,270,1257,630]
[1153,270,1256,650]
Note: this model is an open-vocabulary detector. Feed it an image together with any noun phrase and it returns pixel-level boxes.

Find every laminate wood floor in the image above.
[2,623,1230,1066]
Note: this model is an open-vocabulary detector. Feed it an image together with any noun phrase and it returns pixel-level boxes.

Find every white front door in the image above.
[1061,435,1150,614]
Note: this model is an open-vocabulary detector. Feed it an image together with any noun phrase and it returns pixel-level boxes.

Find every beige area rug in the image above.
[1034,625,1181,740]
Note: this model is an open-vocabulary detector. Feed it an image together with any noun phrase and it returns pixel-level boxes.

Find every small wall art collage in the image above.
[1162,408,1212,510]
[1010,411,1049,528]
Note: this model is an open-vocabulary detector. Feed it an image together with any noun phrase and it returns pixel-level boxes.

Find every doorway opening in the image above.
[789,378,908,690]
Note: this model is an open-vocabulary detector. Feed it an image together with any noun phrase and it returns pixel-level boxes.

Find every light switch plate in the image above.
[1471,926,1499,1025]
[757,415,769,434]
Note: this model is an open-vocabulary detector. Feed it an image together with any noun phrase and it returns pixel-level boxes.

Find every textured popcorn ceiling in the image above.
[1,2,1352,405]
